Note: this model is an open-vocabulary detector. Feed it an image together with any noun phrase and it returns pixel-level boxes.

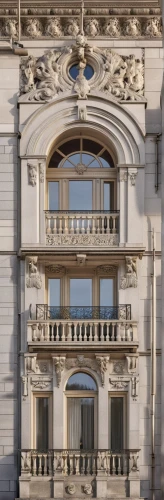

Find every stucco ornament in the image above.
[120,257,138,289]
[53,356,66,387]
[67,483,76,495]
[20,35,145,102]
[84,18,100,37]
[28,162,37,186]
[144,17,162,37]
[64,18,80,37]
[26,256,42,289]
[24,18,43,38]
[2,18,18,38]
[103,18,121,37]
[83,484,93,495]
[123,17,141,37]
[45,18,63,38]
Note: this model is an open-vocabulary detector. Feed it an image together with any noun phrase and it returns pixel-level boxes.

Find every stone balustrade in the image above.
[21,449,139,478]
[45,211,119,247]
[27,319,138,344]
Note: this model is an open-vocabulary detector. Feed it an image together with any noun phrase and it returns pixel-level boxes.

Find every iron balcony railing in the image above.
[36,305,131,321]
[21,448,139,478]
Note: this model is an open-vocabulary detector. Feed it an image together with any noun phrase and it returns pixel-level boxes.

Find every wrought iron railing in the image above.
[21,449,139,477]
[36,305,131,321]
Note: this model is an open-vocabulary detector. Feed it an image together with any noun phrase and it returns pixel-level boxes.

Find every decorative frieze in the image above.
[120,256,138,289]
[31,378,52,389]
[109,378,129,390]
[26,256,42,289]
[45,263,66,275]
[0,16,162,39]
[46,234,119,247]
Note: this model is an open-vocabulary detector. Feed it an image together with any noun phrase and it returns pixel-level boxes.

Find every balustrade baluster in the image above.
[88,323,92,341]
[76,217,80,234]
[69,454,74,475]
[106,452,111,476]
[32,453,37,476]
[106,215,111,234]
[111,323,115,341]
[58,217,62,234]
[81,454,85,475]
[70,216,74,234]
[126,324,131,341]
[100,323,104,341]
[97,217,100,234]
[75,453,80,475]
[123,454,128,475]
[117,454,121,476]
[92,217,96,234]
[116,323,121,342]
[94,323,98,341]
[38,324,44,341]
[81,217,85,234]
[63,216,68,234]
[38,454,42,476]
[43,454,47,476]
[46,216,52,235]
[106,323,110,340]
[56,323,60,341]
[112,215,117,234]
[79,323,82,341]
[86,216,90,234]
[121,323,126,341]
[101,215,105,234]
[60,322,64,342]
[92,454,96,474]
[86,454,91,475]
[84,324,87,342]
[52,217,57,234]
[32,324,37,341]
[112,454,116,475]
[48,452,52,475]
[63,453,68,476]
[44,323,49,341]
[67,323,72,341]
[74,323,77,342]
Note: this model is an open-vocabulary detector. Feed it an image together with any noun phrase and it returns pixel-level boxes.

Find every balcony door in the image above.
[69,181,92,211]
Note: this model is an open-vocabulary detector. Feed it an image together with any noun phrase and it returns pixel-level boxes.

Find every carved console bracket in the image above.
[26,256,42,289]
[52,356,66,387]
[120,256,138,289]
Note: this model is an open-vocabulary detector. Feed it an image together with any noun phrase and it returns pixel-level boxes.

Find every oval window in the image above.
[69,64,94,81]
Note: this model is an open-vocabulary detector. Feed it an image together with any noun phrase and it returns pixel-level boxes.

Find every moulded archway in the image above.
[20,94,145,166]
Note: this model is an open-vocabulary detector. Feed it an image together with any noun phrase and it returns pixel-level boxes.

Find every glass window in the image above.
[48,138,115,169]
[66,372,97,390]
[100,278,114,307]
[36,397,49,450]
[48,182,59,210]
[49,279,60,307]
[69,64,94,81]
[111,397,123,450]
[69,181,92,210]
[70,278,92,306]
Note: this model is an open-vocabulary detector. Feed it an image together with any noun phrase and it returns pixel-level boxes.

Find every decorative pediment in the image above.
[20,35,146,103]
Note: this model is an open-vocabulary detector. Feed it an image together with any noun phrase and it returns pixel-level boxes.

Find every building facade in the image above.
[0,1,163,499]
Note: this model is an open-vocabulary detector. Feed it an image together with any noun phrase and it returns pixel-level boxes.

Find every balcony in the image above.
[45,210,119,248]
[21,448,139,478]
[27,305,138,350]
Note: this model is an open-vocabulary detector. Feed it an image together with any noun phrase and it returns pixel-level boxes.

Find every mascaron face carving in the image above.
[20,36,145,103]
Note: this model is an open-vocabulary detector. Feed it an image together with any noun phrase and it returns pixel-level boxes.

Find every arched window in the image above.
[65,371,97,449]
[47,136,116,212]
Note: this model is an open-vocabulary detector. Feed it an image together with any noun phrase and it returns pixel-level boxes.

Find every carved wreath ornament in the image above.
[20,35,145,103]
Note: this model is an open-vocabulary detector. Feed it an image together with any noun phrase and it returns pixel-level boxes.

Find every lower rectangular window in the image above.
[109,394,126,450]
[34,394,52,450]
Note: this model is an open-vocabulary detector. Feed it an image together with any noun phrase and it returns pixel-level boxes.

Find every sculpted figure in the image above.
[67,483,76,495]
[34,50,61,99]
[3,19,18,38]
[65,18,80,37]
[103,18,121,37]
[45,18,63,37]
[24,18,42,38]
[20,55,36,93]
[84,18,100,37]
[83,484,93,495]
[144,17,162,37]
[123,17,141,37]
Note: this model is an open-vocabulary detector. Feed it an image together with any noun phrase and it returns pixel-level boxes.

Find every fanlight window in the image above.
[49,138,114,169]
[66,372,97,391]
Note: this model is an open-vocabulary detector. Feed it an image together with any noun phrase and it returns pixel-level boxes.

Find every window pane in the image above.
[70,278,92,306]
[83,139,102,155]
[111,397,123,450]
[49,279,60,307]
[104,183,111,210]
[66,372,97,390]
[49,150,63,168]
[69,181,92,210]
[36,398,49,449]
[100,279,113,306]
[48,182,59,210]
[67,397,94,449]
[59,139,80,156]
[99,149,114,168]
